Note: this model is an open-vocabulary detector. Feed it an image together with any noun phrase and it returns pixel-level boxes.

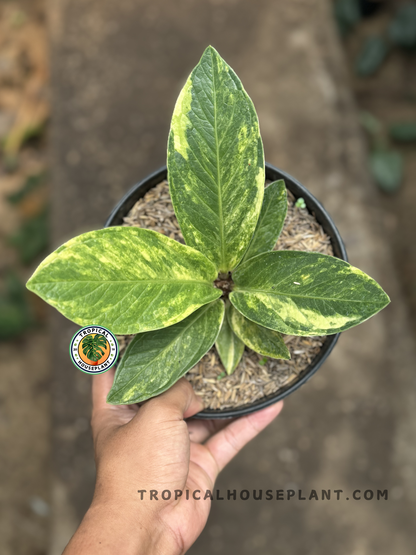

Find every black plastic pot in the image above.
[105,163,348,419]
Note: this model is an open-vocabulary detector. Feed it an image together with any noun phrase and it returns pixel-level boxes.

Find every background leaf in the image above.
[0,272,33,341]
[389,122,416,143]
[27,227,221,334]
[369,149,403,193]
[215,301,245,374]
[107,299,224,404]
[230,251,390,336]
[7,173,46,204]
[334,0,361,36]
[360,111,383,138]
[388,2,416,48]
[8,209,48,264]
[168,45,264,272]
[229,304,290,360]
[355,36,389,76]
[240,180,287,264]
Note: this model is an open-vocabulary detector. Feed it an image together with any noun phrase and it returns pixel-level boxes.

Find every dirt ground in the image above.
[0,2,51,554]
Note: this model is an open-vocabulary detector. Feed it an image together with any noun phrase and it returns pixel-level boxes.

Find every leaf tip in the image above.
[26,273,38,293]
[204,44,218,56]
[382,289,391,306]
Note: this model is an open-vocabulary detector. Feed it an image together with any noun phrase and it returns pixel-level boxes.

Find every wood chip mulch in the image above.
[118,180,334,411]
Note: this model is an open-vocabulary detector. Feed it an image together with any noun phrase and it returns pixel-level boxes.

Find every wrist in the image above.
[63,500,180,555]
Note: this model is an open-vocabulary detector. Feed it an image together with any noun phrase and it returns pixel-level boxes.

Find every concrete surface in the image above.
[0,331,50,555]
[48,0,416,553]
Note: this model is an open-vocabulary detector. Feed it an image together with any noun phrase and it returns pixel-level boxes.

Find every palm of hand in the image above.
[91,372,282,554]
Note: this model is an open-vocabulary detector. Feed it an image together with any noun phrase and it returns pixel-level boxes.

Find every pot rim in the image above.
[105,163,348,419]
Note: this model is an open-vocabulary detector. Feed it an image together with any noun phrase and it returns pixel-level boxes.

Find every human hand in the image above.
[64,370,283,555]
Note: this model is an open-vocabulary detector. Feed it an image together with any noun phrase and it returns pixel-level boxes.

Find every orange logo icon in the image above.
[70,326,119,374]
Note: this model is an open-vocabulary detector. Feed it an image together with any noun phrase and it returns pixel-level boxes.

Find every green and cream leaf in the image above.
[240,180,287,264]
[168,45,265,272]
[107,299,224,404]
[27,227,221,335]
[215,301,245,374]
[230,251,390,335]
[229,304,290,359]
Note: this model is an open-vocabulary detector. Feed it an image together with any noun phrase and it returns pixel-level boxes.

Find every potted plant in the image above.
[27,46,389,418]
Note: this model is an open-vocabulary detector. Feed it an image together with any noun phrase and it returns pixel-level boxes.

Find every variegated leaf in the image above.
[168,45,265,272]
[107,299,224,404]
[215,301,245,374]
[240,180,287,264]
[230,251,390,335]
[229,304,290,359]
[27,227,221,334]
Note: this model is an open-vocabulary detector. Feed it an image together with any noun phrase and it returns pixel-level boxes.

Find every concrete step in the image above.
[49,1,416,553]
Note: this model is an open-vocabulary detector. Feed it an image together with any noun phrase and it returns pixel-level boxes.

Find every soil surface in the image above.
[119,180,333,411]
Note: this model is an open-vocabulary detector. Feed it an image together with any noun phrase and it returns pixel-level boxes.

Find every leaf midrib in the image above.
[32,279,216,286]
[242,193,273,262]
[210,48,225,271]
[233,288,386,304]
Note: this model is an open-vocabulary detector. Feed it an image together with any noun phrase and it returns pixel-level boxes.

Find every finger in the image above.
[92,367,116,412]
[143,378,204,421]
[187,418,230,444]
[205,401,283,475]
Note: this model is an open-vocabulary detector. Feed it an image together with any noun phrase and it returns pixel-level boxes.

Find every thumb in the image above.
[92,367,117,413]
[140,378,204,422]
[91,368,139,441]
